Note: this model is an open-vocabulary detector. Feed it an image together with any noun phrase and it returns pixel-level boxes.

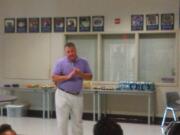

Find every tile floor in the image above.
[0,116,164,135]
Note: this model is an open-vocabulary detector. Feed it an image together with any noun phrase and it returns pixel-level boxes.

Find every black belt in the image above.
[59,87,80,95]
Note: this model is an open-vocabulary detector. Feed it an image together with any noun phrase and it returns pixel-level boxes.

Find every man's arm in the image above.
[52,74,69,83]
[52,70,76,84]
[52,68,92,85]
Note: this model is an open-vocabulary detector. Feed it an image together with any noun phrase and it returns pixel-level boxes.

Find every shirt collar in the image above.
[65,56,79,63]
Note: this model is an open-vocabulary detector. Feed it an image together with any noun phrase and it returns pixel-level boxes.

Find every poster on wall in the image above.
[92,16,104,32]
[131,15,144,31]
[29,18,39,33]
[17,18,27,33]
[54,17,65,32]
[161,13,174,30]
[66,17,77,32]
[146,14,159,30]
[4,18,15,33]
[79,16,91,32]
[41,17,52,32]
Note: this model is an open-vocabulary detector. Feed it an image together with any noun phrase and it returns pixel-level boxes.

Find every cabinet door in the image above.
[102,34,136,81]
[139,33,176,83]
[66,35,97,80]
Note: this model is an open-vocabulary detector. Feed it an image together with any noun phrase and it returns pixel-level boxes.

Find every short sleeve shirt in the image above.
[52,56,92,93]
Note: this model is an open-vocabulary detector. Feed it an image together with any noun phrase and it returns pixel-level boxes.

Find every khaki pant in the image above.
[55,88,83,135]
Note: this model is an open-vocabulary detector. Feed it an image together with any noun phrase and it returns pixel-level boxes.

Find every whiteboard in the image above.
[2,34,50,79]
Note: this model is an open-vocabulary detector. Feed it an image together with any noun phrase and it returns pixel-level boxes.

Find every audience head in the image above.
[93,117,123,135]
[0,124,16,135]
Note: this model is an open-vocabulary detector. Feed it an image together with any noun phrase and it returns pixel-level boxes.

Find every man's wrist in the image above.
[79,72,84,78]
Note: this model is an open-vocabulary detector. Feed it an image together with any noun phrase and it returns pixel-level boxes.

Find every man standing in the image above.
[52,42,92,135]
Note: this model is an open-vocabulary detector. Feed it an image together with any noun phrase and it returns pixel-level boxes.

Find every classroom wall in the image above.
[0,0,179,116]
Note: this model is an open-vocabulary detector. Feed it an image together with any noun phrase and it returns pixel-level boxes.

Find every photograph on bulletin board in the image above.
[146,14,159,30]
[79,16,91,32]
[131,15,144,31]
[66,17,77,32]
[161,13,174,30]
[41,17,52,32]
[17,18,27,33]
[92,16,104,32]
[4,18,15,33]
[29,18,39,33]
[54,17,65,32]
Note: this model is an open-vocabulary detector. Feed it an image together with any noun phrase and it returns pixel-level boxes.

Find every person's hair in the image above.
[93,117,123,135]
[64,42,76,49]
[0,124,16,135]
[165,121,180,135]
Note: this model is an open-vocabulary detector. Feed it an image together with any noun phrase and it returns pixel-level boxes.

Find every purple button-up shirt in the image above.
[52,56,92,93]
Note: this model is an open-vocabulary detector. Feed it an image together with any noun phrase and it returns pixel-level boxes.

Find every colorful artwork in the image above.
[17,18,27,33]
[66,17,77,32]
[79,16,91,32]
[146,14,159,30]
[4,18,15,33]
[92,16,104,31]
[54,17,65,32]
[131,15,144,31]
[29,18,39,32]
[41,17,52,32]
[161,13,174,30]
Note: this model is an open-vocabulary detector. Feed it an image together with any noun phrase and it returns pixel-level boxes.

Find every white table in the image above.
[83,89,98,121]
[45,88,98,120]
[45,88,155,124]
[0,87,155,124]
[0,95,17,103]
[0,87,98,119]
[0,87,47,118]
[96,89,155,124]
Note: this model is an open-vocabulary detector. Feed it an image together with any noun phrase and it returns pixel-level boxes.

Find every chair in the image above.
[161,92,180,127]
[0,102,9,116]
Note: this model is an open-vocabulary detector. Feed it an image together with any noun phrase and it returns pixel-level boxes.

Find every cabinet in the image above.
[138,32,177,84]
[101,34,136,81]
[65,31,178,85]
